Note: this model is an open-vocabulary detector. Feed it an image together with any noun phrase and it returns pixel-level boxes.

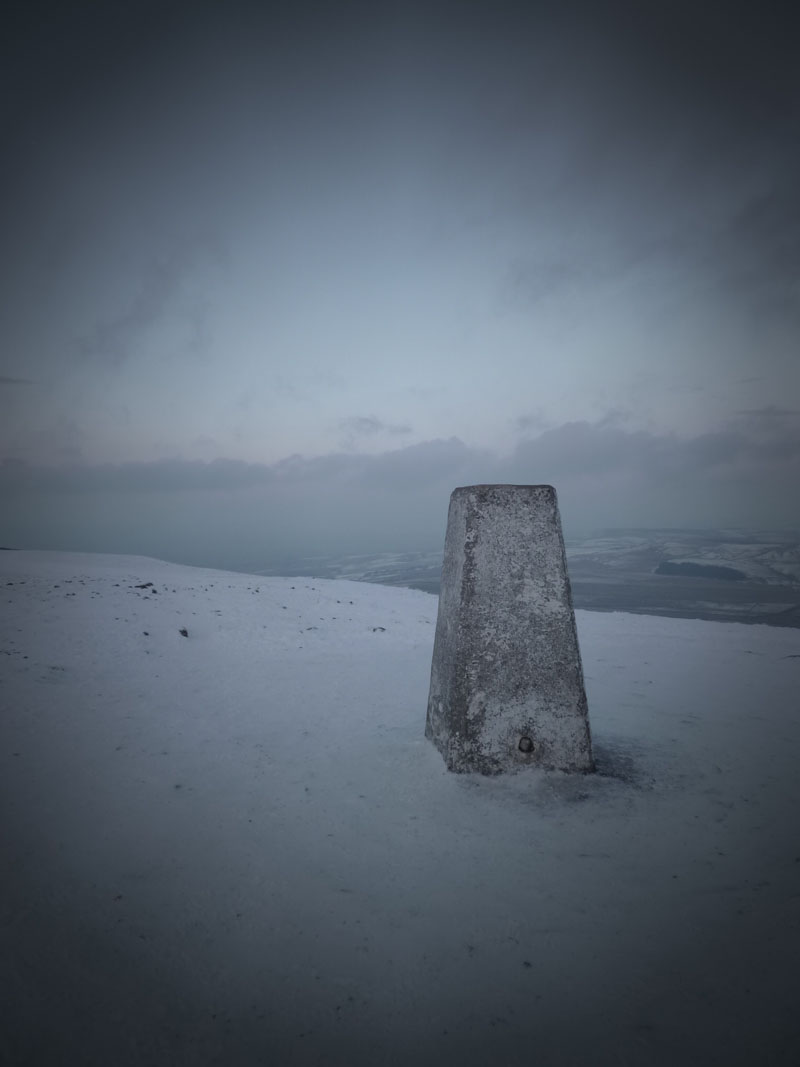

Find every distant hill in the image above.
[245,528,800,628]
[654,561,747,581]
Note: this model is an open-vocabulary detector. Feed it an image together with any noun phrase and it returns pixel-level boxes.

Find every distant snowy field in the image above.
[2,550,799,1066]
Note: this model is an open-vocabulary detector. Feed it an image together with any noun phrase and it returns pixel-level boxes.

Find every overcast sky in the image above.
[2,0,798,562]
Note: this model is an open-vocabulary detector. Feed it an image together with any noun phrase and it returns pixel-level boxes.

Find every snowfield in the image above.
[2,550,799,1066]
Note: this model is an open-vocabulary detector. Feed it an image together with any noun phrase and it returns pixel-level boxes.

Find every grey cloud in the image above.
[3,421,798,502]
[3,419,798,567]
[595,409,634,429]
[185,295,214,356]
[500,423,800,531]
[339,416,412,437]
[502,260,585,309]
[72,259,178,366]
[0,457,276,495]
[357,438,487,492]
[0,438,473,499]
[6,415,87,466]
[338,416,413,450]
[511,420,800,480]
[737,405,800,418]
[342,417,380,436]
[192,435,221,451]
[270,451,372,486]
[0,439,480,562]
[511,423,653,479]
[0,375,35,385]
[513,410,553,434]
[270,369,349,405]
[71,237,224,367]
[269,438,476,494]
[493,3,800,325]
[711,180,800,323]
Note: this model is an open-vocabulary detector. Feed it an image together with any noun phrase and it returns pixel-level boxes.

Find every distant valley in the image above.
[246,529,800,628]
[563,529,800,627]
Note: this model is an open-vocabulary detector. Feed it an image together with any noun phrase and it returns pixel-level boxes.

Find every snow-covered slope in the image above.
[2,550,799,1066]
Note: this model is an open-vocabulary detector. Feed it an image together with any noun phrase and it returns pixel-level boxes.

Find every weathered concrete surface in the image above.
[425,484,593,774]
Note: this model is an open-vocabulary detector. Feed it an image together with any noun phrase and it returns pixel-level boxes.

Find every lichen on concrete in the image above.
[425,484,594,774]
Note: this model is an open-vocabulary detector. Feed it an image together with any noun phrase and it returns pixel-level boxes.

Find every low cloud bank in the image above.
[2,420,798,568]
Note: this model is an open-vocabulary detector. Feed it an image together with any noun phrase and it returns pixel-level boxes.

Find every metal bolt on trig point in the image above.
[518,737,534,753]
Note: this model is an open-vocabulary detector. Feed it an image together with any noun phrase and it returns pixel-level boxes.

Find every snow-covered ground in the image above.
[2,550,799,1066]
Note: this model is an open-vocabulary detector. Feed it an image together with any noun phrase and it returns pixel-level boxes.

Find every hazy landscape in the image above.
[246,529,800,629]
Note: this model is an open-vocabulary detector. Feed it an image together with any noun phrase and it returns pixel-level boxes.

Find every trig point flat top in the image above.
[425,484,593,774]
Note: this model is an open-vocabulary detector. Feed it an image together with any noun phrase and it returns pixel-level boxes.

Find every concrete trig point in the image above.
[425,484,593,774]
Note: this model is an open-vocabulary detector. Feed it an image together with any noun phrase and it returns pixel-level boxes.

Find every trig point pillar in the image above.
[425,485,593,774]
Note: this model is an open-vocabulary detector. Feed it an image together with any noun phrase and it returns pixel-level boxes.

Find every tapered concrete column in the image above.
[425,485,593,774]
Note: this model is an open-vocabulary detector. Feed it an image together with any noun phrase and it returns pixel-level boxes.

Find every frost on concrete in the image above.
[426,484,594,774]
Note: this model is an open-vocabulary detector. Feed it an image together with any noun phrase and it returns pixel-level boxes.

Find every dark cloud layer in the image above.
[4,419,798,501]
[3,419,798,566]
